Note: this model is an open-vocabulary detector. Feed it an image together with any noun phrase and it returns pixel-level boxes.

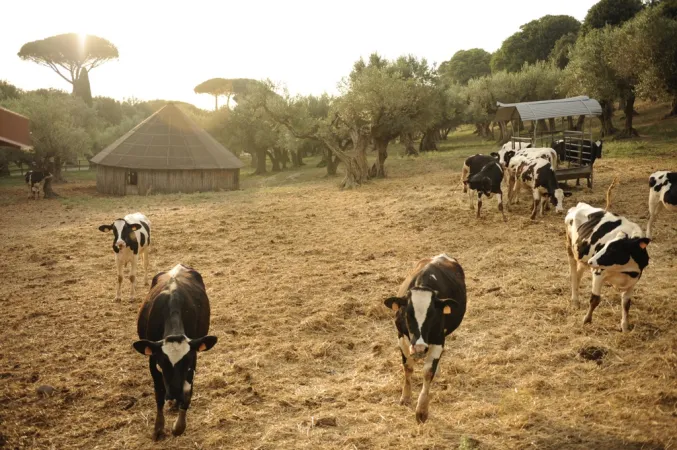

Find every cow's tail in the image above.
[605,176,620,211]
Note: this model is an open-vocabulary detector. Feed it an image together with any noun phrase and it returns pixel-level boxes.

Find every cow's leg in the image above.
[415,345,444,424]
[467,188,475,210]
[497,191,507,222]
[149,357,166,441]
[583,270,603,325]
[566,243,582,308]
[620,286,634,332]
[115,256,124,301]
[397,335,414,405]
[461,165,469,193]
[646,190,662,239]
[476,192,483,219]
[143,248,150,286]
[539,196,547,216]
[513,179,522,204]
[129,256,138,301]
[530,189,539,220]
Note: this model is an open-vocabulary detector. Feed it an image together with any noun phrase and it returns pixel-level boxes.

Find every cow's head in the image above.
[133,335,217,408]
[99,219,142,252]
[551,189,573,213]
[498,149,516,167]
[588,232,650,271]
[384,287,455,359]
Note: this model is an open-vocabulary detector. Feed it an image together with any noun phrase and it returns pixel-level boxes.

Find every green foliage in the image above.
[491,15,580,73]
[549,32,578,69]
[2,91,95,164]
[18,33,118,91]
[0,80,22,101]
[94,97,123,126]
[582,0,644,32]
[439,49,492,85]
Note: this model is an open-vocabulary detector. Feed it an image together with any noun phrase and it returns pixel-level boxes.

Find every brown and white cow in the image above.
[133,264,217,441]
[383,254,467,423]
[98,213,151,301]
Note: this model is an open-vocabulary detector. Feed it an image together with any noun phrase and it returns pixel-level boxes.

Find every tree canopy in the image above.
[582,0,644,32]
[439,49,492,85]
[491,15,580,73]
[18,33,118,93]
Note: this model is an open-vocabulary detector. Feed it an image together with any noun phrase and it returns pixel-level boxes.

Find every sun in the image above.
[77,32,87,54]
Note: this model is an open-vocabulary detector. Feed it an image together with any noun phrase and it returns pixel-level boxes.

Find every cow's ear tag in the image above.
[144,347,153,356]
[443,305,452,315]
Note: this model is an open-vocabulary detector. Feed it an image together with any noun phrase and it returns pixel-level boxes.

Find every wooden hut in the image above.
[0,106,32,149]
[91,103,243,195]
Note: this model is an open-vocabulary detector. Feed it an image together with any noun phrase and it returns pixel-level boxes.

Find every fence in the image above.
[4,159,93,177]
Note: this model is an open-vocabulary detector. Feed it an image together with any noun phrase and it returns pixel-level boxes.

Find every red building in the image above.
[0,106,32,150]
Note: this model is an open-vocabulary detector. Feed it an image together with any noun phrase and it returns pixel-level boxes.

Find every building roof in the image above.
[91,103,244,170]
[494,96,602,122]
[0,106,32,149]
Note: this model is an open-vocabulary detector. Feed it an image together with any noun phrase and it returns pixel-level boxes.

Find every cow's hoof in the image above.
[152,427,165,441]
[583,315,592,325]
[115,296,121,302]
[399,396,411,406]
[172,411,187,436]
[415,410,428,424]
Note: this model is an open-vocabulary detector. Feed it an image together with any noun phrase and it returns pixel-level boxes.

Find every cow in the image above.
[646,171,677,239]
[24,170,52,200]
[552,139,603,164]
[565,202,650,332]
[383,254,466,423]
[98,213,151,301]
[509,157,572,219]
[133,264,217,440]
[460,153,497,194]
[467,160,507,221]
[491,141,532,168]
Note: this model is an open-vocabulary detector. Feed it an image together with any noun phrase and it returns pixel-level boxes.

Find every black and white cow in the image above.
[133,264,217,440]
[552,139,603,165]
[24,170,52,200]
[98,212,151,301]
[467,160,507,221]
[565,203,650,332]
[383,254,466,423]
[491,141,532,168]
[510,158,572,219]
[646,171,677,239]
[460,153,497,194]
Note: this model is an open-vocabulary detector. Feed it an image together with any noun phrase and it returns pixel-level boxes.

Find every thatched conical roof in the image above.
[91,103,243,170]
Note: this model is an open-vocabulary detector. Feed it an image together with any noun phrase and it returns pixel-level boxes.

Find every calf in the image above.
[553,139,603,165]
[133,264,217,440]
[510,158,571,219]
[646,171,677,239]
[565,202,650,332]
[491,141,532,168]
[460,153,497,194]
[98,213,151,301]
[467,160,507,221]
[24,170,52,200]
[383,254,466,423]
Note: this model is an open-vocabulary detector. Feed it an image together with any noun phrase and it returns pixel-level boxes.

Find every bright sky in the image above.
[1,0,598,110]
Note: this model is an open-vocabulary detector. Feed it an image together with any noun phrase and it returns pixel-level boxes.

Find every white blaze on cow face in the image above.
[409,289,433,355]
[113,219,127,249]
[162,338,191,366]
[554,189,565,213]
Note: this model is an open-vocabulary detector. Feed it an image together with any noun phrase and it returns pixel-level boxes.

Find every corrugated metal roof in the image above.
[494,96,602,122]
[91,103,244,170]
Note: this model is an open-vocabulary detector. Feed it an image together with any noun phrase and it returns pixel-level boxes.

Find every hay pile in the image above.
[0,154,675,449]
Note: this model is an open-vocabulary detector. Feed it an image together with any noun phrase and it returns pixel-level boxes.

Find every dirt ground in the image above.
[1,152,676,450]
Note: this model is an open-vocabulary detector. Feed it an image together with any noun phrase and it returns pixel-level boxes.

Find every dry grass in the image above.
[1,134,676,449]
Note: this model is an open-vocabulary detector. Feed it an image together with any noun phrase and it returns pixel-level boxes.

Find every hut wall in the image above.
[96,166,127,196]
[136,169,239,195]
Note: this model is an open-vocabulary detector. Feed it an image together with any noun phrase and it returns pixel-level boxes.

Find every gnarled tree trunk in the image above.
[619,94,639,138]
[599,100,617,138]
[402,133,418,156]
[254,149,267,174]
[575,115,586,131]
[419,129,439,152]
[665,95,677,118]
[267,149,281,172]
[372,138,389,178]
[567,116,574,130]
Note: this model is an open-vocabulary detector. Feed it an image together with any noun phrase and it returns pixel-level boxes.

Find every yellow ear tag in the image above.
[391,303,399,312]
[144,347,153,356]
[198,343,207,352]
[443,306,452,315]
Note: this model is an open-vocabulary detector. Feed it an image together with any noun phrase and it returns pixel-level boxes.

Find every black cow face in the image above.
[133,335,217,408]
[588,235,650,271]
[384,288,455,358]
[99,219,142,252]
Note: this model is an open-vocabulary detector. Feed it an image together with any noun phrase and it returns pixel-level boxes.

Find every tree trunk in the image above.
[402,133,418,156]
[372,138,388,178]
[250,151,258,169]
[326,149,339,176]
[665,95,677,118]
[567,116,574,130]
[420,129,439,151]
[619,94,639,138]
[575,115,586,131]
[267,150,281,172]
[53,156,63,182]
[440,128,452,140]
[254,149,267,174]
[599,100,617,138]
[548,118,556,132]
[43,176,60,198]
[296,149,305,166]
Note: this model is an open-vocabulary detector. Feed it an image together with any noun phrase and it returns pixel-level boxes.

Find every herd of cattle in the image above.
[18,144,675,437]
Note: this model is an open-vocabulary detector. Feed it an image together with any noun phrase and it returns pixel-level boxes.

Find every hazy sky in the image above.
[1,0,598,110]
